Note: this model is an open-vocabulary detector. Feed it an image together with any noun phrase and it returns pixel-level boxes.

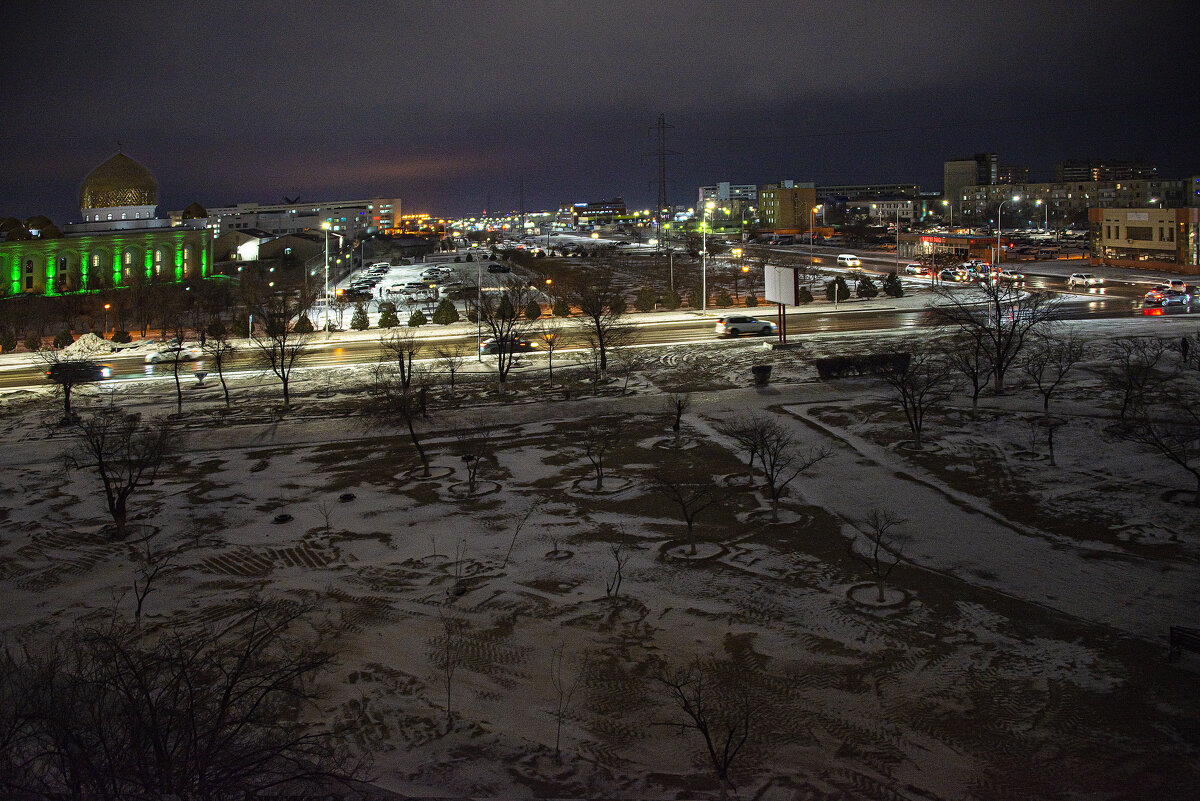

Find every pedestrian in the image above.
[200,329,206,347]
[1182,336,1191,362]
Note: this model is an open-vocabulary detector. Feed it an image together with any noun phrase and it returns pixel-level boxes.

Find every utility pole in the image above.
[647,114,677,252]
[519,178,526,233]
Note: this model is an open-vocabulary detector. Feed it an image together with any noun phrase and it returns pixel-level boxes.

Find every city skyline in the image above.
[2,1,1196,222]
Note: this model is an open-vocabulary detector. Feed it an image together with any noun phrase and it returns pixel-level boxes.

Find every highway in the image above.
[0,271,1161,392]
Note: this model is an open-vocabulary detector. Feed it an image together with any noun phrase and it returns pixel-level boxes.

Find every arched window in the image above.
[154,249,163,276]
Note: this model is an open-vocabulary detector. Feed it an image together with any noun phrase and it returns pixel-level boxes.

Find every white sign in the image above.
[1128,212,1149,221]
[764,265,799,306]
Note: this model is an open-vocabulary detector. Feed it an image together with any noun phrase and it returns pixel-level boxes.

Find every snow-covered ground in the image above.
[1,325,1198,799]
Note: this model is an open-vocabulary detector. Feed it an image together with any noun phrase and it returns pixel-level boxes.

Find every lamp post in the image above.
[476,255,483,361]
[943,199,953,228]
[701,200,714,311]
[1035,199,1048,232]
[997,195,1019,267]
[810,205,818,268]
[103,303,111,336]
[730,248,742,300]
[321,222,344,332]
[894,206,901,275]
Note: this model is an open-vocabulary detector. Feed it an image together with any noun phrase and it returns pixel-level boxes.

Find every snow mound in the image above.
[61,333,113,358]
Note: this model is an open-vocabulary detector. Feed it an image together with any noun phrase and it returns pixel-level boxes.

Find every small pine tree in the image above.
[610,295,627,315]
[454,255,462,263]
[797,287,814,304]
[744,293,758,307]
[498,294,515,320]
[687,285,705,309]
[465,253,474,262]
[53,329,74,349]
[206,318,226,339]
[662,289,682,310]
[111,330,133,343]
[715,290,733,308]
[350,304,370,330]
[883,272,905,297]
[466,308,479,323]
[293,315,315,333]
[634,286,657,312]
[0,329,16,353]
[856,276,879,299]
[23,333,40,352]
[432,297,460,325]
[553,297,571,317]
[825,277,850,302]
[378,305,400,328]
[408,309,427,327]
[524,300,542,321]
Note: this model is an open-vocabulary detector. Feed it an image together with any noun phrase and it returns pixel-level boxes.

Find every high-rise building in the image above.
[944,153,998,204]
[757,182,817,233]
[1056,159,1158,182]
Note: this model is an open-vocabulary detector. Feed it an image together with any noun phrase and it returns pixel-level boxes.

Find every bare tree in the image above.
[879,347,955,450]
[0,599,358,800]
[580,423,619,491]
[202,316,236,408]
[435,602,468,730]
[130,529,176,626]
[538,316,565,386]
[754,421,832,520]
[478,278,537,387]
[653,474,720,555]
[573,269,636,384]
[604,543,628,598]
[38,351,105,422]
[716,414,773,486]
[454,421,494,495]
[501,501,541,569]
[947,333,993,418]
[850,509,908,602]
[1102,336,1171,420]
[651,656,752,801]
[1022,332,1086,413]
[931,279,1060,393]
[379,327,422,394]
[548,643,585,763]
[66,406,174,541]
[433,342,467,393]
[1119,373,1200,505]
[371,362,432,476]
[251,290,313,408]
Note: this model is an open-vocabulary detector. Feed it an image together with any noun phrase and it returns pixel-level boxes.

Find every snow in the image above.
[1,322,1198,798]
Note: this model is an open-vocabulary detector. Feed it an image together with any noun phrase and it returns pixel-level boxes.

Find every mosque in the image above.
[1,151,212,295]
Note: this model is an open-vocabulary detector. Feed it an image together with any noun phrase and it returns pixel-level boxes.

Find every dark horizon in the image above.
[2,1,1197,224]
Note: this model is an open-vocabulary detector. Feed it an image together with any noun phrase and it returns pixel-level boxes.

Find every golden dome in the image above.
[79,152,158,210]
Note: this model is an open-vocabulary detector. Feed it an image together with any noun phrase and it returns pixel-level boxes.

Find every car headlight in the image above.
[100,367,112,378]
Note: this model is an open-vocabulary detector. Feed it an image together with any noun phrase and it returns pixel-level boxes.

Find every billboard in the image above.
[764,265,799,306]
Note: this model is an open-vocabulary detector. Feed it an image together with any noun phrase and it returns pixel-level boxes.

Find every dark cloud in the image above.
[2,1,1196,222]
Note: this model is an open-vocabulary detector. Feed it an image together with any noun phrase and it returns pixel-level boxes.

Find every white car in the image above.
[1068,273,1103,287]
[145,345,203,364]
[836,254,861,267]
[715,315,776,337]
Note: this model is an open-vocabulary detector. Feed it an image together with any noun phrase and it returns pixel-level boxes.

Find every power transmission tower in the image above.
[653,114,677,250]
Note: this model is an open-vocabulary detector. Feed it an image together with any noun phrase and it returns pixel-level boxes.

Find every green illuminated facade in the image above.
[0,229,212,296]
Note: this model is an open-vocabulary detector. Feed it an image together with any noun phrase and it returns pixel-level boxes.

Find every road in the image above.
[0,272,1169,392]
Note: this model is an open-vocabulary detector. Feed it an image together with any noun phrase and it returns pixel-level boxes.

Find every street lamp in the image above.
[701,200,715,311]
[810,205,820,269]
[730,248,743,301]
[103,303,111,336]
[894,206,901,275]
[321,222,344,332]
[997,195,1020,267]
[942,199,953,228]
[1035,199,1048,232]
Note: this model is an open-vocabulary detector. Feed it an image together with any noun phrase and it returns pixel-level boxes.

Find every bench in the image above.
[1168,626,1200,661]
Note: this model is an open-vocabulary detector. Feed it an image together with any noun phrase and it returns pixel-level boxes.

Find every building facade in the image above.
[955,178,1196,224]
[1057,159,1157,182]
[944,153,998,204]
[815,183,920,204]
[2,152,211,295]
[698,182,758,206]
[757,182,817,234]
[1089,207,1200,271]
[183,197,404,238]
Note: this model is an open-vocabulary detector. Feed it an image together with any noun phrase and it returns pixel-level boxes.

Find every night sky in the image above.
[2,1,1196,223]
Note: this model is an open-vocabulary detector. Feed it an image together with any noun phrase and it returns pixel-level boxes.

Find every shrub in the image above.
[524,300,542,321]
[206,318,227,339]
[378,306,400,328]
[553,297,571,317]
[856,276,879,298]
[883,272,905,298]
[687,285,705,309]
[465,253,473,262]
[745,293,758,307]
[350,304,370,330]
[0,329,16,353]
[715,291,733,308]
[23,333,40,352]
[814,352,911,380]
[634,286,657,312]
[611,295,627,315]
[408,309,427,327]
[53,329,74,349]
[454,256,462,263]
[293,315,315,333]
[111,330,133,344]
[825,277,850,302]
[431,297,460,325]
[466,308,479,323]
[662,289,682,310]
[797,287,814,304]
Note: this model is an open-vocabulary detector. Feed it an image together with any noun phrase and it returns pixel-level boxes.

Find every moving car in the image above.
[836,254,861,267]
[903,263,927,275]
[45,361,112,383]
[1068,273,1103,287]
[145,345,203,364]
[1144,288,1189,306]
[714,315,776,337]
[479,337,534,355]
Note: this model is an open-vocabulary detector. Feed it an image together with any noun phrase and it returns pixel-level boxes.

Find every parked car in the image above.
[479,337,534,355]
[45,361,112,383]
[714,315,776,337]
[486,262,512,273]
[1068,273,1103,287]
[836,254,861,267]
[145,345,203,364]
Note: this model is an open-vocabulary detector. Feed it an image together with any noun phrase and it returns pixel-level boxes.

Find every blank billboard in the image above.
[764,265,798,306]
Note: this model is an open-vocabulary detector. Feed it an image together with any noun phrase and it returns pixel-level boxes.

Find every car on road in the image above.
[1068,273,1103,287]
[1144,288,1190,306]
[479,337,534,355]
[145,345,203,364]
[836,254,861,267]
[486,262,512,273]
[1168,279,1191,293]
[45,361,112,383]
[714,315,776,337]
[903,263,927,275]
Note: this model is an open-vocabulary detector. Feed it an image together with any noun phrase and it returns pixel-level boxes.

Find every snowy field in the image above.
[1,324,1198,799]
